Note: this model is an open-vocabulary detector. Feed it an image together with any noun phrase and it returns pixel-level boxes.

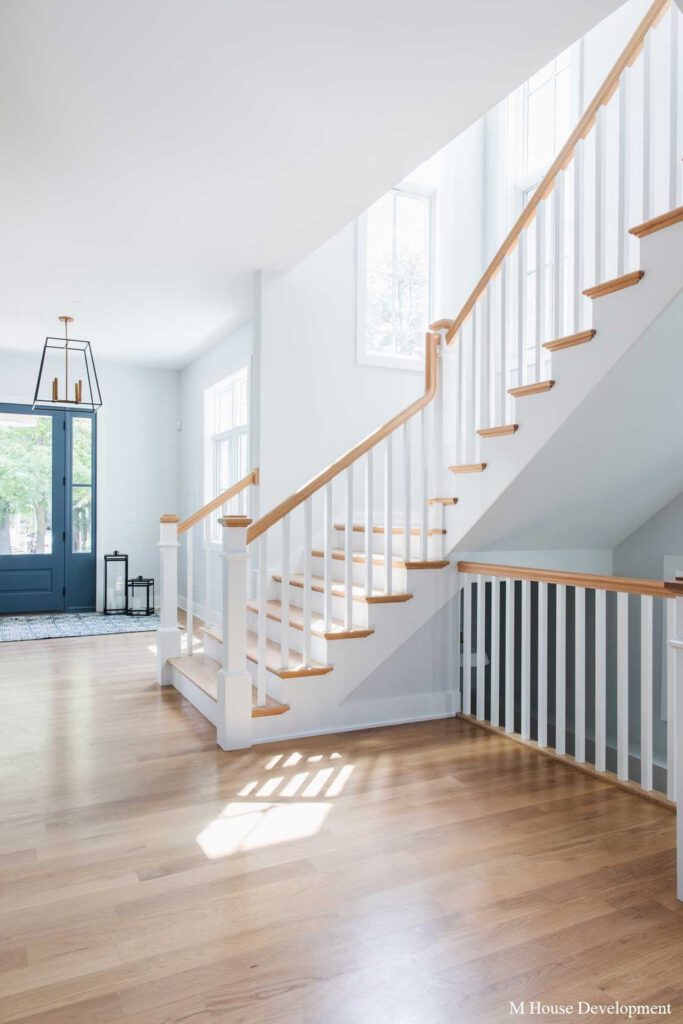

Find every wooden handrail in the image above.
[458,561,683,599]
[178,469,259,536]
[445,0,670,344]
[247,333,439,544]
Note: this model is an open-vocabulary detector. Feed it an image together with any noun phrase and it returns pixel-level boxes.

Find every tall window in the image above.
[357,185,433,369]
[523,47,574,182]
[204,367,248,542]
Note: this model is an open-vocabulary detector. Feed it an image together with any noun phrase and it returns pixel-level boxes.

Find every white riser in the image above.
[311,553,407,592]
[273,578,371,628]
[246,606,330,663]
[333,528,445,559]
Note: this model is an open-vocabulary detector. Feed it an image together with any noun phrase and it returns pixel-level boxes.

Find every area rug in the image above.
[0,612,160,642]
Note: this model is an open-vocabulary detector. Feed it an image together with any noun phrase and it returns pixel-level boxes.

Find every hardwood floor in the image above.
[1,630,682,1023]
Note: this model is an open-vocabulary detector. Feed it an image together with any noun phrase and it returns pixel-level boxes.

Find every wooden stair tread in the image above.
[334,522,446,536]
[543,329,596,352]
[629,206,683,238]
[476,424,518,438]
[582,270,644,299]
[313,549,449,570]
[274,573,413,604]
[246,599,374,640]
[508,380,555,398]
[168,654,290,715]
[428,497,458,505]
[449,463,487,474]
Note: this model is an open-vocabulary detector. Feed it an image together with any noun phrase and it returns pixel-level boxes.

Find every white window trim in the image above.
[203,366,249,547]
[356,182,438,373]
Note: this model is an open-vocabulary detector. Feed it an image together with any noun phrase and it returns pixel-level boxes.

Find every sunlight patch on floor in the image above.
[196,751,355,859]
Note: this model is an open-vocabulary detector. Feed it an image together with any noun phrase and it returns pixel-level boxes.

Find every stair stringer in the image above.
[251,565,460,742]
[441,222,683,553]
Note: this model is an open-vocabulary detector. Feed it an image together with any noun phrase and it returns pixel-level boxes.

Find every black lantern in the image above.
[104,551,128,614]
[127,576,154,616]
[33,315,102,412]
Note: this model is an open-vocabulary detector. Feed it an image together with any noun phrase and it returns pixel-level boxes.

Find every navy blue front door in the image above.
[0,403,96,613]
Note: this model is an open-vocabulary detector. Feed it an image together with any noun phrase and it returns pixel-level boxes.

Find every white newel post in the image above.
[157,515,182,684]
[670,589,683,902]
[216,515,253,751]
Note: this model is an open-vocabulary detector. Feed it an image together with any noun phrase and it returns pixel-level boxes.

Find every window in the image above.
[71,417,93,553]
[204,367,249,542]
[524,47,574,182]
[357,184,434,369]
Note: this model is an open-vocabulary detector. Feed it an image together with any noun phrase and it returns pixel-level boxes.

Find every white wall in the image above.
[177,322,254,616]
[0,349,180,610]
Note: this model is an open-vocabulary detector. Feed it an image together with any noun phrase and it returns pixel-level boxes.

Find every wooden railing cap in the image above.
[178,469,259,536]
[457,560,683,599]
[160,514,180,524]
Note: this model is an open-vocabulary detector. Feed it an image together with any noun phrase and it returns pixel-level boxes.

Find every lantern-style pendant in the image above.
[33,315,102,411]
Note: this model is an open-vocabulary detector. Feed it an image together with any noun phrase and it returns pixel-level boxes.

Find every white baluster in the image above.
[204,518,212,630]
[556,584,566,756]
[552,177,564,344]
[594,105,605,287]
[157,515,182,684]
[573,142,584,332]
[595,588,607,772]
[575,587,586,763]
[505,578,515,733]
[455,330,464,465]
[384,435,393,595]
[186,529,194,656]
[420,410,428,562]
[303,500,312,665]
[365,450,374,596]
[344,466,353,629]
[257,532,268,705]
[323,482,333,631]
[643,32,652,222]
[617,591,629,781]
[616,73,629,277]
[641,595,654,791]
[498,261,508,425]
[479,290,490,431]
[517,237,526,386]
[402,420,411,575]
[216,515,253,750]
[534,202,545,380]
[666,598,676,802]
[538,581,548,747]
[669,9,679,210]
[463,578,472,715]
[280,517,290,670]
[490,579,500,727]
[476,575,485,721]
[521,579,531,740]
[454,581,462,711]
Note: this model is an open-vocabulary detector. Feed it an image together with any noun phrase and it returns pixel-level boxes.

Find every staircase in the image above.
[157,0,683,756]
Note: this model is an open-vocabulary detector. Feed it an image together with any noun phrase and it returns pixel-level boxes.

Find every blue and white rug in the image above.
[0,612,160,642]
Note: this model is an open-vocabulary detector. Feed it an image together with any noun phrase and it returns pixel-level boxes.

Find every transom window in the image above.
[204,368,248,542]
[357,185,433,369]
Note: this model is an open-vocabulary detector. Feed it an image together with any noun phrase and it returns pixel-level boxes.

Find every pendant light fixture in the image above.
[33,315,102,411]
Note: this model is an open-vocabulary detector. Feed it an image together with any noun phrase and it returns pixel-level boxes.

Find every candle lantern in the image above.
[127,576,155,616]
[104,551,128,614]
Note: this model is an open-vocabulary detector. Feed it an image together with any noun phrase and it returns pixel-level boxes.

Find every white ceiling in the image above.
[0,0,620,368]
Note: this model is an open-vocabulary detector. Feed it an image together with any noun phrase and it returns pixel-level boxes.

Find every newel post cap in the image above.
[160,514,180,524]
[218,515,253,528]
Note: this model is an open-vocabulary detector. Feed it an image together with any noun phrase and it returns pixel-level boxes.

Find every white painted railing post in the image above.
[216,515,253,750]
[668,590,683,902]
[157,515,182,684]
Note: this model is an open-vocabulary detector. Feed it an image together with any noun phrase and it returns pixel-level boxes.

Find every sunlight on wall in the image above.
[196,751,355,859]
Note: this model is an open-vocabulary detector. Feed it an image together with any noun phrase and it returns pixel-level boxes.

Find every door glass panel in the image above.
[72,486,92,553]
[72,418,92,484]
[0,412,53,554]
